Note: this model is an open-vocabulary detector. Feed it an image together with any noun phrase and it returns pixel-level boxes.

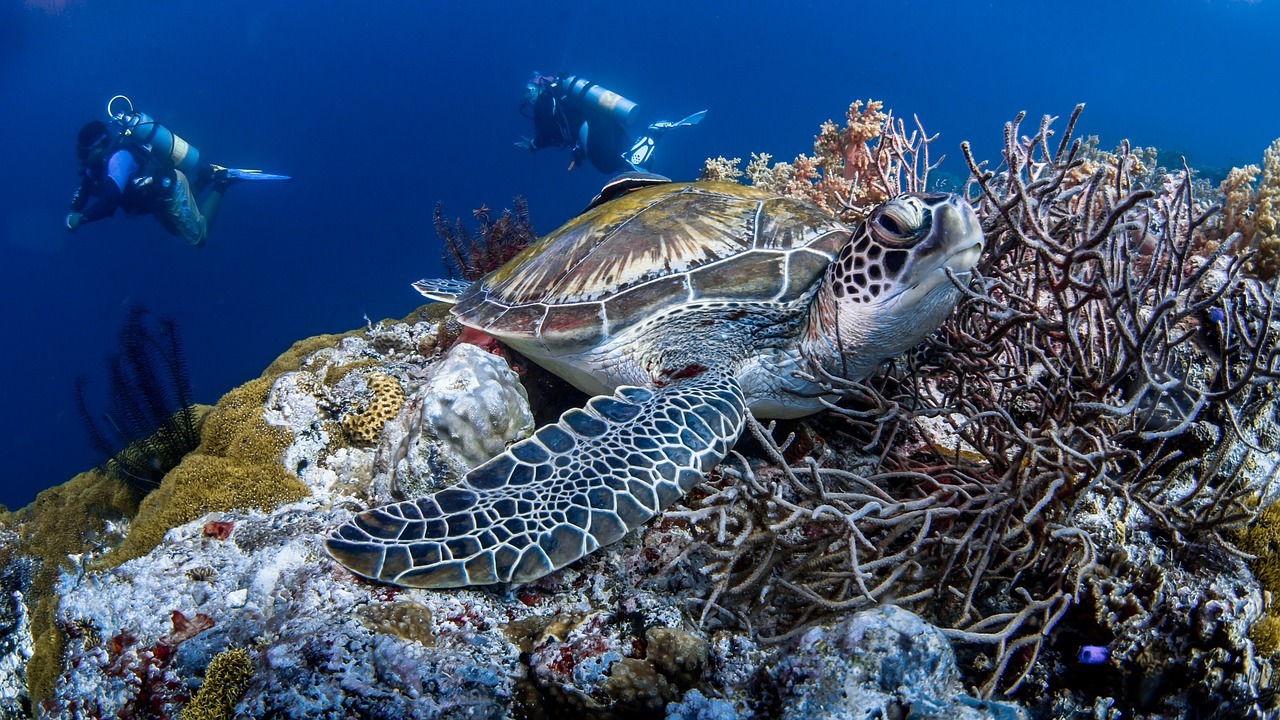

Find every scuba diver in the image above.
[517,73,707,174]
[65,96,291,247]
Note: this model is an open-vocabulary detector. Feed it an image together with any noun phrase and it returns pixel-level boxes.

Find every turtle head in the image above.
[816,192,983,377]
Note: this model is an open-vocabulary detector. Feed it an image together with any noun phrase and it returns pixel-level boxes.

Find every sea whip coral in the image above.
[688,104,1279,710]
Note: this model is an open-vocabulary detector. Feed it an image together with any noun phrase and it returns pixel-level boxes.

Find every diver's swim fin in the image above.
[210,165,293,186]
[648,110,708,133]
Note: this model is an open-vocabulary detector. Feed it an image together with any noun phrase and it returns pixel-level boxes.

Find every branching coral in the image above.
[1212,137,1280,281]
[701,100,938,223]
[680,104,1280,710]
[434,197,537,281]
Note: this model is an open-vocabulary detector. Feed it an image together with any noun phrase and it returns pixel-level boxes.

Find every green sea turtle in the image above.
[326,178,984,588]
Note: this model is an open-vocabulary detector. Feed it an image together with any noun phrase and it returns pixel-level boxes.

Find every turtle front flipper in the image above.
[325,370,747,588]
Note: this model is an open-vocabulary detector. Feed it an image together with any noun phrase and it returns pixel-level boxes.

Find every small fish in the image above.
[1078,645,1109,664]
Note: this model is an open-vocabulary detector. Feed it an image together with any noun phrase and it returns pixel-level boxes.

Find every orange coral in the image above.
[1209,138,1280,280]
[704,100,936,224]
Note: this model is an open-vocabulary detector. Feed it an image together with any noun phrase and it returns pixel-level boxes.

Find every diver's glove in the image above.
[515,138,536,152]
[65,212,84,232]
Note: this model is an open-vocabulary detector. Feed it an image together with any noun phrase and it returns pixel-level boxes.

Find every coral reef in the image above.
[1234,499,1280,655]
[102,376,310,568]
[700,99,935,223]
[681,104,1279,717]
[0,470,137,704]
[1213,137,1280,280]
[340,372,406,444]
[760,606,1025,719]
[435,197,537,281]
[0,310,1024,719]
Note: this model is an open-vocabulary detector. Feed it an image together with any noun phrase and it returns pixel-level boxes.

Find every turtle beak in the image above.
[881,197,983,306]
[937,199,984,273]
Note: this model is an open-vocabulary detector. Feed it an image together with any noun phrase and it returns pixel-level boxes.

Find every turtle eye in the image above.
[877,214,906,236]
[871,197,928,246]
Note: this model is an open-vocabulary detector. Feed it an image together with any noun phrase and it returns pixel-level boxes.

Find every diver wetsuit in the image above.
[68,134,221,246]
[520,74,706,175]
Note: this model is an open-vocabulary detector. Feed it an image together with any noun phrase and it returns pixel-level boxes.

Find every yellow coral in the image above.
[1219,164,1259,245]
[1249,138,1280,280]
[258,331,358,381]
[1213,138,1280,280]
[0,470,138,702]
[1234,499,1280,655]
[699,156,743,183]
[180,647,254,720]
[101,376,309,567]
[1257,139,1280,236]
[341,372,405,444]
[1250,614,1280,657]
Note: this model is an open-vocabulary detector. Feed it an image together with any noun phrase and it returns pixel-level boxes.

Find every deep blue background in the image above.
[2,0,1277,510]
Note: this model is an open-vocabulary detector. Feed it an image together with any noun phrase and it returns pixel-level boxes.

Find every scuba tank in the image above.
[558,76,638,127]
[106,95,202,177]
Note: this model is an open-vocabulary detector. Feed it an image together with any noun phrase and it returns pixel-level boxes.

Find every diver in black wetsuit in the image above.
[66,96,291,247]
[517,73,706,174]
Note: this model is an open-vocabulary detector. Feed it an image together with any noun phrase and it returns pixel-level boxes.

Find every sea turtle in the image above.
[325,177,984,588]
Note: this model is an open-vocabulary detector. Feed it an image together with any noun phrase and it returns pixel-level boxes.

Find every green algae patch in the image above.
[180,647,255,720]
[101,376,309,568]
[0,470,138,703]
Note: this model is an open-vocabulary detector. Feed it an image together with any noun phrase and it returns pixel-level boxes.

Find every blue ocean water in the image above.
[0,0,1276,511]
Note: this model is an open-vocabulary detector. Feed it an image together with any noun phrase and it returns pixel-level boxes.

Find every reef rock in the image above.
[382,341,535,499]
[761,606,1026,720]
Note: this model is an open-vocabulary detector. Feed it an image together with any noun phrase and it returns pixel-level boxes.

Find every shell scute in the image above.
[538,304,606,348]
[689,252,787,302]
[602,275,691,331]
[755,197,846,250]
[454,182,852,349]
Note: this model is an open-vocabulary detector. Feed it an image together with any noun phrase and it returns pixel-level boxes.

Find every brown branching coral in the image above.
[680,104,1280,708]
[1212,137,1280,280]
[434,197,537,281]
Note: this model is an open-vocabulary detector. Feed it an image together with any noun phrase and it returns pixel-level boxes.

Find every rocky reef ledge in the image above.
[0,307,1031,719]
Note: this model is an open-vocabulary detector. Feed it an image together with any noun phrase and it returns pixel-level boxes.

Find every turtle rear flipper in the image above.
[412,278,473,303]
[325,370,747,588]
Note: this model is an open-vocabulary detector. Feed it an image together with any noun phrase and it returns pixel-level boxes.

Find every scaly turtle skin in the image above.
[326,180,984,588]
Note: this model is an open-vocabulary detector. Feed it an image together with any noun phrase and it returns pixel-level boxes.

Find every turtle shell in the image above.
[451,181,850,351]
